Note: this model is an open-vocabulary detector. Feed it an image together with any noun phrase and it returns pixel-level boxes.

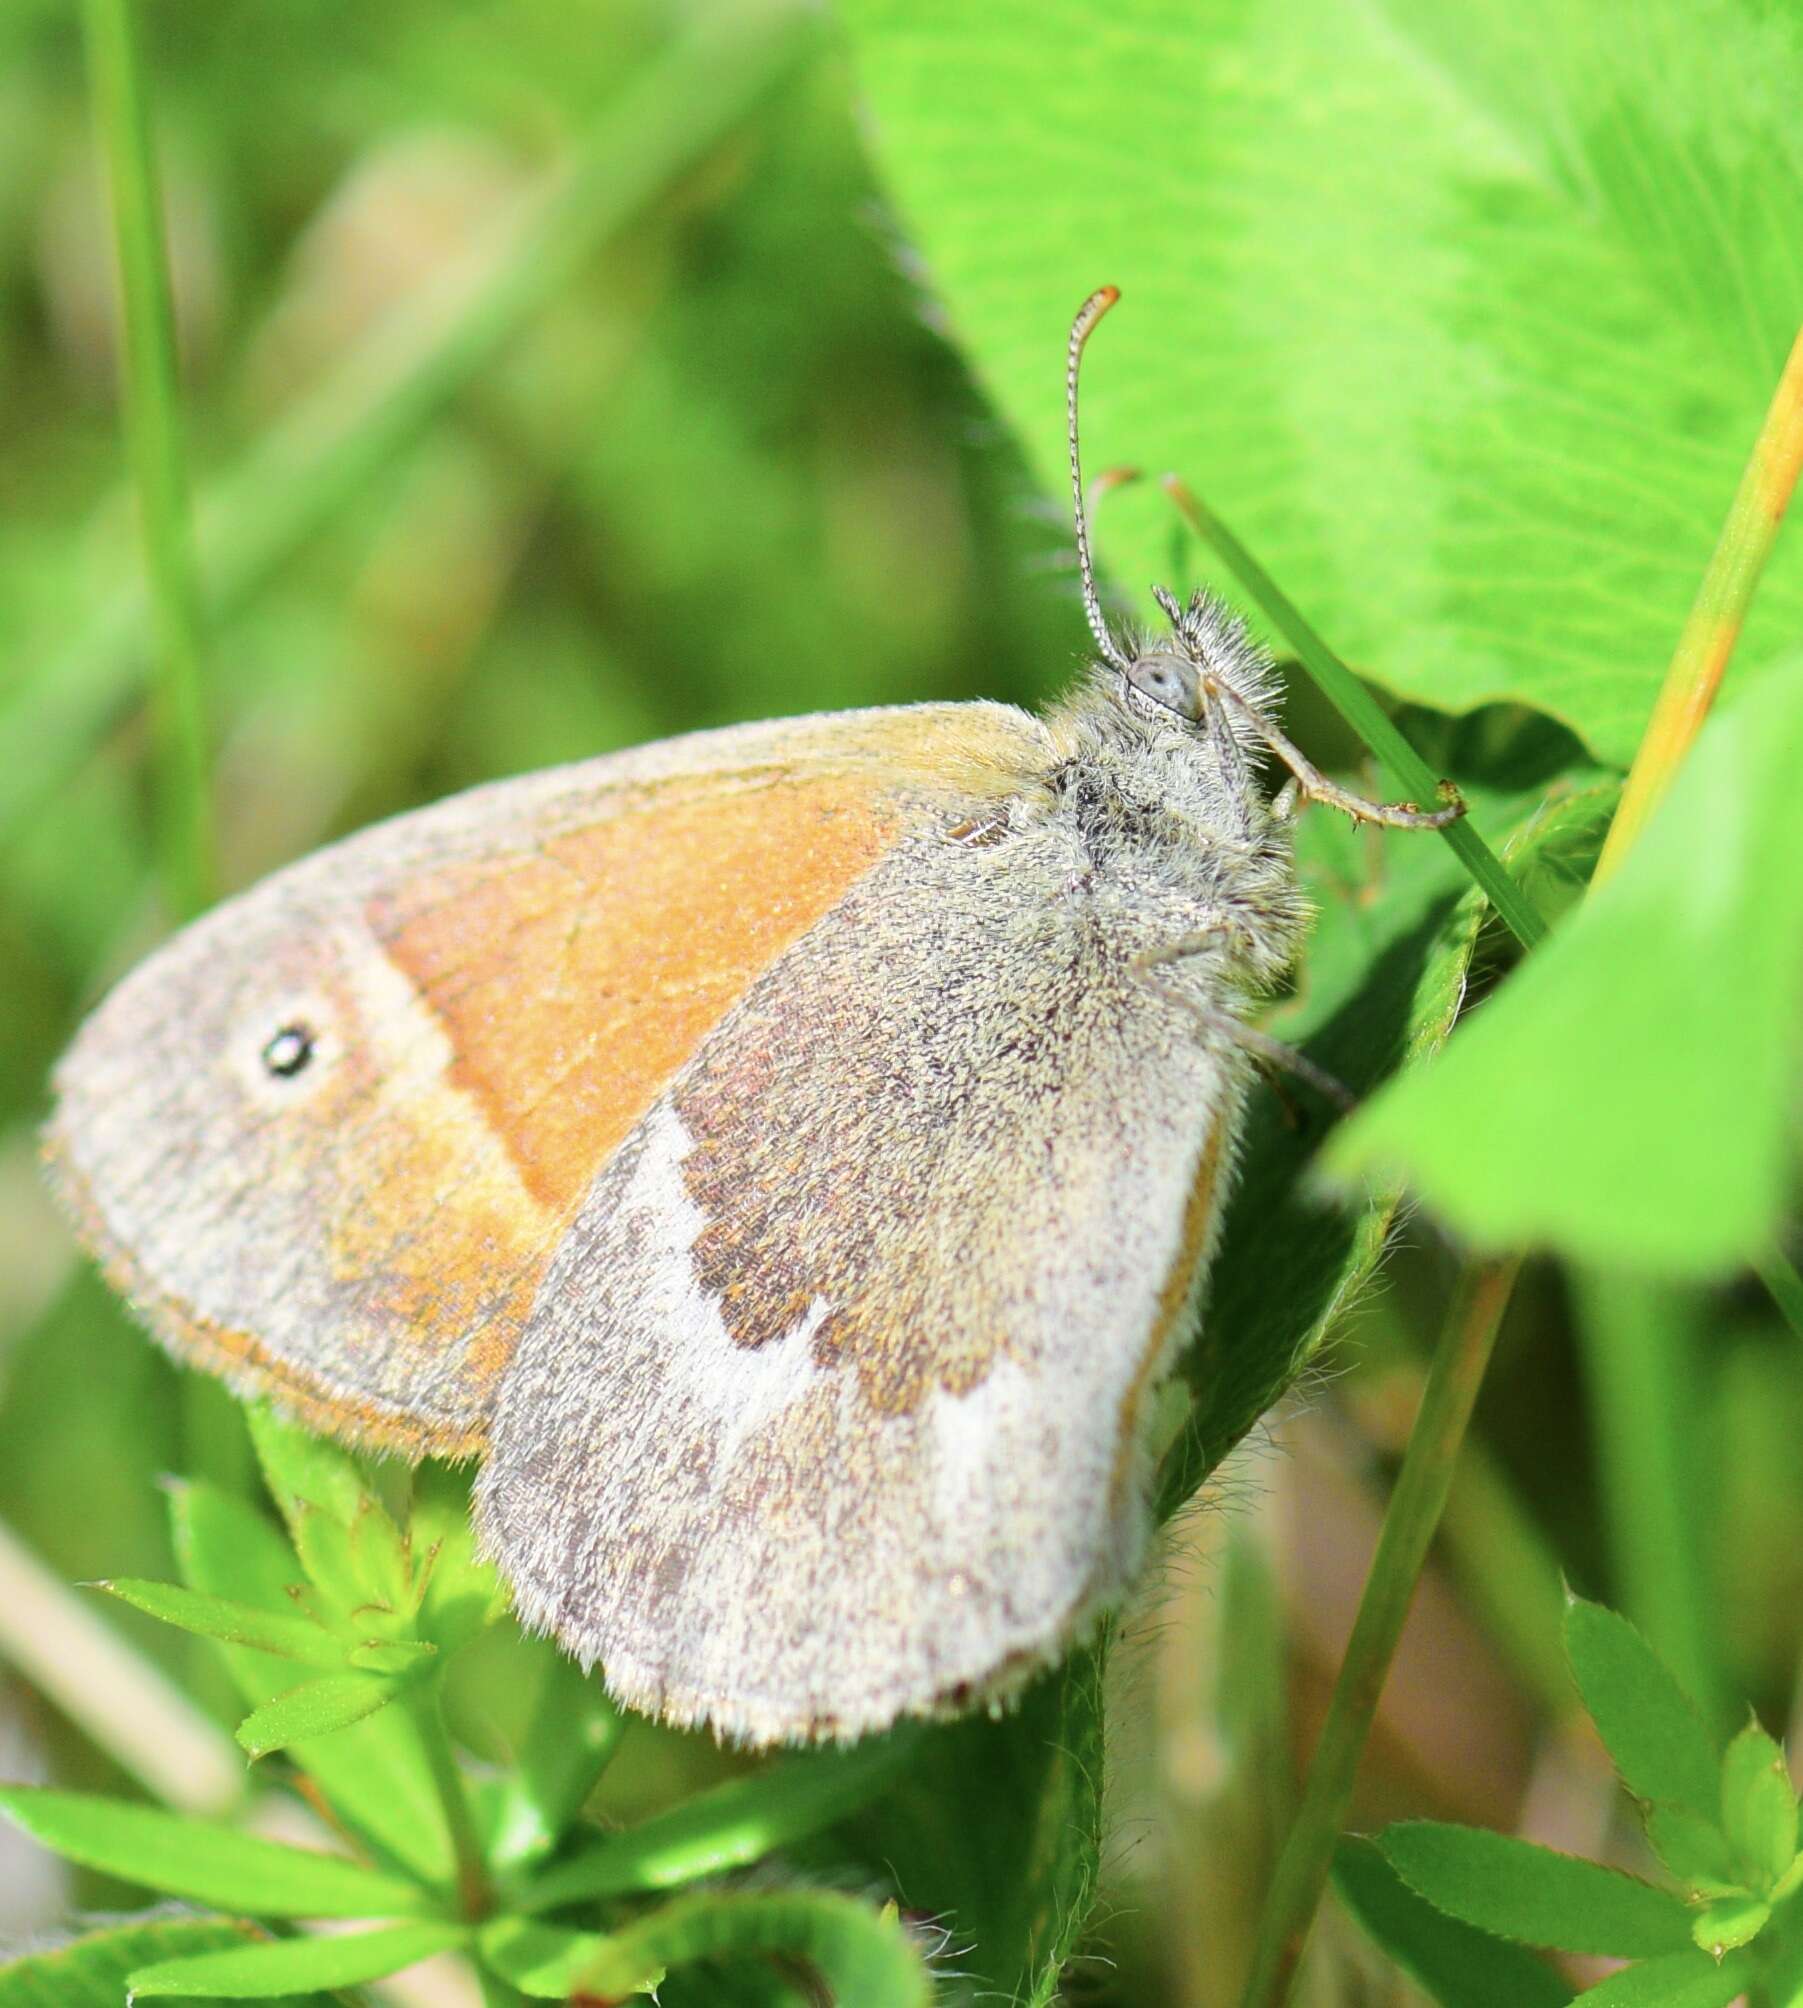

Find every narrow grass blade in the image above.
[1237,1255,1520,2007]
[80,0,214,917]
[0,0,810,856]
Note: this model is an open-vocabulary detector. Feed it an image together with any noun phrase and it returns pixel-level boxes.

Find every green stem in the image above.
[1162,476,1547,952]
[412,1691,490,1923]
[1756,1246,1803,1343]
[2,0,810,853]
[1594,320,1803,884]
[1237,1255,1521,2008]
[81,0,214,919]
[1571,1271,1724,1728]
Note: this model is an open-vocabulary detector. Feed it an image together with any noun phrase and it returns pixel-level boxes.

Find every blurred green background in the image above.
[3,1,1802,2003]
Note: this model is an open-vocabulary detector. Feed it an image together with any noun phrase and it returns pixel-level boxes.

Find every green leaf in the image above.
[484,1638,626,1871]
[520,1727,920,1909]
[0,1916,332,2007]
[1327,662,1803,1275]
[1644,1807,1741,1893]
[96,1577,349,1668]
[169,1480,456,1887]
[839,0,1803,768]
[1332,1836,1574,2008]
[408,1462,504,1651]
[0,1786,426,1917]
[235,1672,400,1760]
[127,1921,468,1998]
[479,1919,649,2001]
[1381,1821,1694,1956]
[247,1403,376,1544]
[1721,1720,1798,1887]
[1690,1894,1770,1955]
[1569,1947,1757,2007]
[346,1637,437,1674]
[563,1891,930,2006]
[1563,1598,1721,1820]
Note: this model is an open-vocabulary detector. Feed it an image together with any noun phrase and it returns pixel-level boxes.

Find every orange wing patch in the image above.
[369,771,904,1223]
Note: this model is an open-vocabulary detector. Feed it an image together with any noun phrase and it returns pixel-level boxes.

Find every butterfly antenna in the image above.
[1067,286,1129,671]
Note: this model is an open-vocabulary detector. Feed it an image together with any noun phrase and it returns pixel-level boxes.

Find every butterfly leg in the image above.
[1133,937,1354,1113]
[1202,673,1466,832]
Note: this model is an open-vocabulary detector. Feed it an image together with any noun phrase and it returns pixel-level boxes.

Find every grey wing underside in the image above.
[477,810,1248,1745]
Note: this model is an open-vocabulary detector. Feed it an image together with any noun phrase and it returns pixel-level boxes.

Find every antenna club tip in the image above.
[1098,284,1120,305]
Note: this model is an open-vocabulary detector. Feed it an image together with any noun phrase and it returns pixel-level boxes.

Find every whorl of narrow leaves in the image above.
[1360,1599,1803,2003]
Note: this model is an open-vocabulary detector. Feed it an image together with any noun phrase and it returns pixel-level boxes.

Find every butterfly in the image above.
[46,288,1459,1745]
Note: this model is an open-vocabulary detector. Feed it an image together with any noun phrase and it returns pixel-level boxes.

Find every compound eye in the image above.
[1126,651,1201,719]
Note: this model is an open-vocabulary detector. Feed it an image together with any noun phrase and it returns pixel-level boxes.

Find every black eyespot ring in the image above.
[261,1024,316,1079]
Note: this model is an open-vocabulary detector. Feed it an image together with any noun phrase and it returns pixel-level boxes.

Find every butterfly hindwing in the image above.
[479,787,1245,1743]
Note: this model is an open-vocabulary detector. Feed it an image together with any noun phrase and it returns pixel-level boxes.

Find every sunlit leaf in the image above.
[840,0,1803,765]
[0,1914,331,2007]
[1568,1946,1756,2007]
[127,1921,468,1998]
[235,1672,400,1759]
[520,1728,920,1909]
[0,1787,425,1918]
[96,1577,348,1668]
[1327,663,1803,1274]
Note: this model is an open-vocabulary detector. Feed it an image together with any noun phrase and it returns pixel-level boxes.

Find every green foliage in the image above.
[5,0,1802,2001]
[1328,661,1803,1275]
[127,1923,473,2000]
[1330,1837,1574,2007]
[838,0,1803,767]
[0,1917,332,2008]
[1358,1596,1803,2003]
[1563,1598,1721,1821]
[0,1410,942,2004]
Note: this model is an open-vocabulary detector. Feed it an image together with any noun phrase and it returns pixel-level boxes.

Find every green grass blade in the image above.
[0,0,811,858]
[79,0,213,919]
[1238,1255,1521,2007]
[1573,1278,1724,1726]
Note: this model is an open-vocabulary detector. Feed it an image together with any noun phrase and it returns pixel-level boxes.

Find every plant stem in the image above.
[1572,1273,1724,1728]
[1,0,810,853]
[1757,1246,1803,1343]
[80,0,214,921]
[1237,1254,1521,2008]
[412,1690,490,1924]
[1593,321,1803,884]
[1161,475,1547,953]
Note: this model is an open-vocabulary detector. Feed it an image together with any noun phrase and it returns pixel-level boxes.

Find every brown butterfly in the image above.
[47,289,1459,1745]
